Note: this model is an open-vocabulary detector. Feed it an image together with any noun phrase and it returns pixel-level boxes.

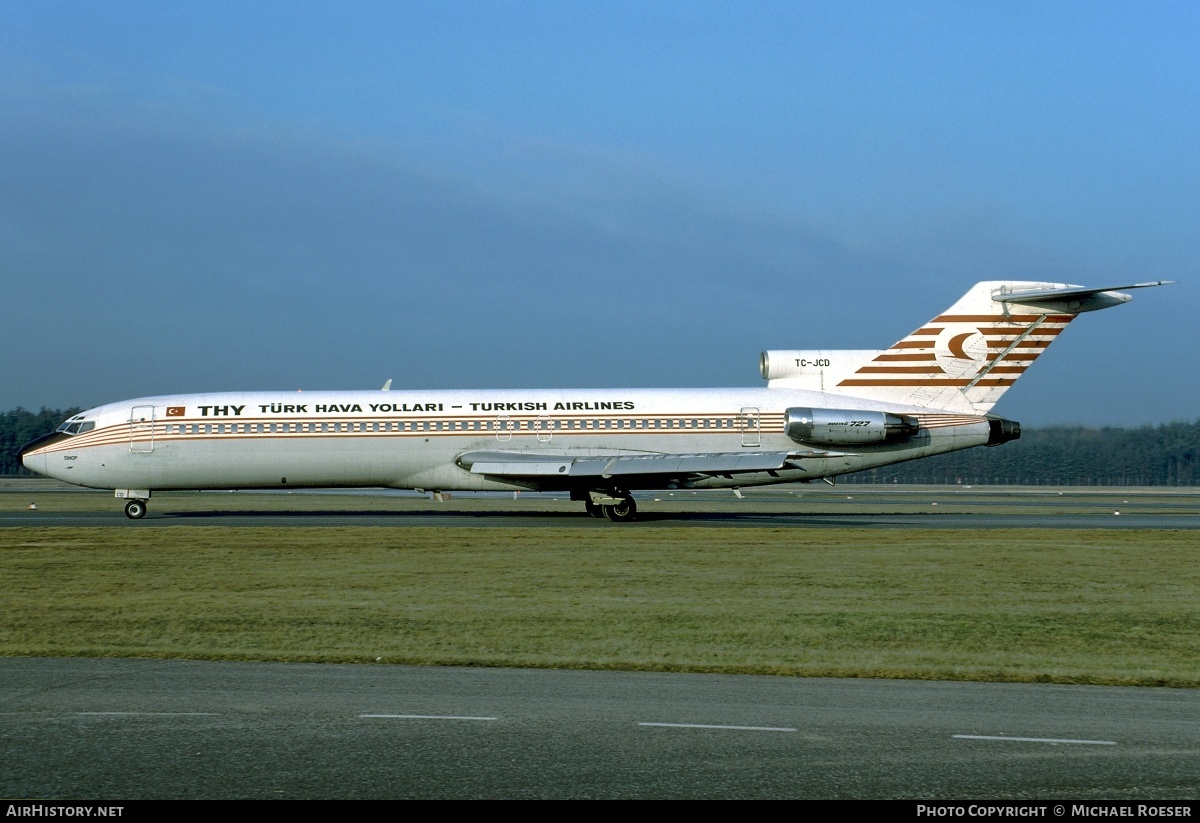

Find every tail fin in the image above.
[831,280,1172,413]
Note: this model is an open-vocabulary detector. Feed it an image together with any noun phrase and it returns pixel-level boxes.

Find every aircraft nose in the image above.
[16,430,70,476]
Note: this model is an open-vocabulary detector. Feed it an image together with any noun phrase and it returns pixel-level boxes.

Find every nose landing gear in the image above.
[116,490,151,519]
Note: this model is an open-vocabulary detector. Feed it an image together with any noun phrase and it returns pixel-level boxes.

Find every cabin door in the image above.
[129,405,156,453]
[739,407,760,447]
[493,415,513,442]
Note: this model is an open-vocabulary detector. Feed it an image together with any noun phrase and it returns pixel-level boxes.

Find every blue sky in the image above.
[3,1,1196,425]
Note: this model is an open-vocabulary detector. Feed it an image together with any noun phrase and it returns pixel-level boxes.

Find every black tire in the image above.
[124,500,147,520]
[584,500,604,518]
[602,497,637,522]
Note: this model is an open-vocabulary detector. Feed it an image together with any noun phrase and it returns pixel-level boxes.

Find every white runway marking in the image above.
[360,714,498,721]
[639,722,797,732]
[77,712,220,716]
[953,734,1116,745]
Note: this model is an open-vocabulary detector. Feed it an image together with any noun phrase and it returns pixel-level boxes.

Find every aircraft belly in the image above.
[60,437,436,490]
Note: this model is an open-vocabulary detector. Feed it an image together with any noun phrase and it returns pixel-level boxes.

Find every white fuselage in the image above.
[21,279,1167,519]
[22,386,992,494]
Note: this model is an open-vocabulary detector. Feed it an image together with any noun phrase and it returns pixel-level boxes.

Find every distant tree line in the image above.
[1,407,1197,485]
[1,407,82,476]
[844,420,1200,486]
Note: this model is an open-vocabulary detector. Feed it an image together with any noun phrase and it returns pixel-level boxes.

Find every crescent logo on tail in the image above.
[936,327,988,378]
[833,281,1103,413]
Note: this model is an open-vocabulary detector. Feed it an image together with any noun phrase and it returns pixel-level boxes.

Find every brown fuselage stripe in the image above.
[28,413,790,455]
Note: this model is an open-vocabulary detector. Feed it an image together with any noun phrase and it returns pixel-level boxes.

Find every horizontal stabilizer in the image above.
[993,281,1175,313]
[457,449,839,479]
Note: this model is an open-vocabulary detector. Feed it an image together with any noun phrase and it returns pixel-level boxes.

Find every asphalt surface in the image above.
[4,482,1197,528]
[2,657,1198,799]
[3,507,1197,529]
[4,480,1198,528]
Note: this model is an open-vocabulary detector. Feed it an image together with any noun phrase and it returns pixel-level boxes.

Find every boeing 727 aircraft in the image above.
[19,280,1171,521]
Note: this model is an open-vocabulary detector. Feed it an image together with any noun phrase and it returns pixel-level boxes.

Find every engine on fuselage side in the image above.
[783,407,920,446]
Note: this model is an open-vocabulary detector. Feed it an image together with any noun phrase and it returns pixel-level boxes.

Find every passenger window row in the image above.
[158,417,749,434]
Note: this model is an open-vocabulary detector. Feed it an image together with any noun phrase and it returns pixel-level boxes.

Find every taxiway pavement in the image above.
[2,507,1197,528]
[3,657,1198,799]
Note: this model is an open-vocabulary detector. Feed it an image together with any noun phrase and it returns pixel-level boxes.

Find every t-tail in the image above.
[762,280,1173,414]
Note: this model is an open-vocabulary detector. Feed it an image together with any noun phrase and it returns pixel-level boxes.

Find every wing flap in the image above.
[458,449,839,479]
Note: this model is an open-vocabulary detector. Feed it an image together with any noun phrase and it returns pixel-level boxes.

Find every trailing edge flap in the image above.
[993,281,1174,313]
[457,450,842,478]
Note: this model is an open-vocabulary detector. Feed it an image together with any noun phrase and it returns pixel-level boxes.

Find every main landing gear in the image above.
[578,490,638,522]
[601,496,637,522]
[123,499,148,519]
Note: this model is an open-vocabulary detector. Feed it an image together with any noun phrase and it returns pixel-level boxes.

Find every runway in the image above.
[3,483,1198,528]
[3,657,1198,799]
[4,508,1199,529]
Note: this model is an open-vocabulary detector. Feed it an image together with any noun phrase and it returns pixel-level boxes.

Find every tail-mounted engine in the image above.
[785,407,920,446]
[986,415,1021,446]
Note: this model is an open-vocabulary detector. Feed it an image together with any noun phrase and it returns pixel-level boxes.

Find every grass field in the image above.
[3,521,1197,686]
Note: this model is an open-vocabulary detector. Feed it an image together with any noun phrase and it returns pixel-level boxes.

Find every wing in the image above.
[456,449,839,481]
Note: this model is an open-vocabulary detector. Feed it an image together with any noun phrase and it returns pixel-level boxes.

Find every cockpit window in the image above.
[55,420,95,435]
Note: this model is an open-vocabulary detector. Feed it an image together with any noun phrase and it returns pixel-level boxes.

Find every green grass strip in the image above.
[2,527,1197,686]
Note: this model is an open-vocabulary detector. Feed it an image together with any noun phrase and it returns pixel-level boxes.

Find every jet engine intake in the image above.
[785,407,920,446]
[760,350,879,381]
